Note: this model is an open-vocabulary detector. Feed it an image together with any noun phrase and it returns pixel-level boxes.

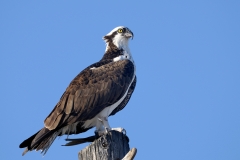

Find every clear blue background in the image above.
[1,1,239,160]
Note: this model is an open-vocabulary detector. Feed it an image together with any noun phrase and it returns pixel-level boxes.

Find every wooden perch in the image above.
[78,131,137,160]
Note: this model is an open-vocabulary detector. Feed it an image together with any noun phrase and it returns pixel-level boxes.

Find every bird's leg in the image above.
[96,117,111,136]
[96,117,127,135]
[98,117,111,133]
[95,118,104,136]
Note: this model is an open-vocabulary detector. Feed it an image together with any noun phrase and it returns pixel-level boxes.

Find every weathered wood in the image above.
[78,131,134,160]
[122,148,137,160]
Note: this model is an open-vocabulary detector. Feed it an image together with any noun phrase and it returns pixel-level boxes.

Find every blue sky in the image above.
[1,1,240,160]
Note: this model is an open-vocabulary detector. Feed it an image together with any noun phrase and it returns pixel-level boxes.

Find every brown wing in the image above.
[110,76,137,116]
[44,59,135,130]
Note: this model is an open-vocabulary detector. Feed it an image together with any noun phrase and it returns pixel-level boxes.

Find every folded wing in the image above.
[44,59,135,131]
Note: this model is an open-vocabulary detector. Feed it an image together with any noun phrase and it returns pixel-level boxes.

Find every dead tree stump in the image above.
[78,131,137,160]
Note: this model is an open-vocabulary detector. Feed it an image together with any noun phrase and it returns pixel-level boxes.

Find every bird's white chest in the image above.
[113,50,134,64]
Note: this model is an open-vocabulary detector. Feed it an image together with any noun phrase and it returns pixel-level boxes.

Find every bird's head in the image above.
[103,26,134,52]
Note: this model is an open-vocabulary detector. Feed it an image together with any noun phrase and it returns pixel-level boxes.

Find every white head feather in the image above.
[103,26,134,63]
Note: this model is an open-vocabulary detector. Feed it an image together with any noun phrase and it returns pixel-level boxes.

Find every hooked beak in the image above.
[124,30,134,40]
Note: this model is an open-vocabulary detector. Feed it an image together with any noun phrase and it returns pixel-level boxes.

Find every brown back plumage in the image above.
[44,59,135,131]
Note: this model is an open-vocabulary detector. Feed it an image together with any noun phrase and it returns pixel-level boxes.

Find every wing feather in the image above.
[44,59,134,130]
[50,114,63,130]
[65,94,74,114]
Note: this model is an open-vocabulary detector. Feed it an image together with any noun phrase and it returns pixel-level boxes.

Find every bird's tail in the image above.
[62,135,96,146]
[19,127,59,156]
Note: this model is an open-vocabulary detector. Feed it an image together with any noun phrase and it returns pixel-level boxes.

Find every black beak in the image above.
[129,30,134,40]
[125,28,134,40]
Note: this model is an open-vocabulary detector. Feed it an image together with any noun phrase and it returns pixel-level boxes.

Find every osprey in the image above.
[19,26,136,155]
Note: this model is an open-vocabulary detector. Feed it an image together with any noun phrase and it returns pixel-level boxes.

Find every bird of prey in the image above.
[19,26,136,155]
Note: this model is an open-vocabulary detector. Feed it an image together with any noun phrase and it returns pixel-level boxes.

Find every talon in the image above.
[105,127,111,133]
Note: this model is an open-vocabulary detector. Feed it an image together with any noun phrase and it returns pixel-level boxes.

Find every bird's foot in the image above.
[95,128,110,136]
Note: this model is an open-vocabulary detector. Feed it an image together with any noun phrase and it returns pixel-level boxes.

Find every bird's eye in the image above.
[118,29,123,33]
